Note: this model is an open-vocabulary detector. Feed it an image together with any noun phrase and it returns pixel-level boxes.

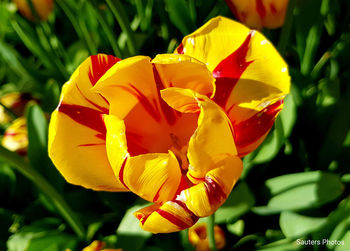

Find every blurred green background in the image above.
[0,0,349,250]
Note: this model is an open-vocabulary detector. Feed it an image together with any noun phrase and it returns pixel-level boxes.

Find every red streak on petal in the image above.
[188,172,205,182]
[256,0,267,19]
[76,84,109,113]
[153,179,168,202]
[59,104,106,136]
[270,3,277,14]
[204,177,227,206]
[213,33,254,108]
[119,157,129,189]
[78,143,105,147]
[124,130,148,155]
[174,200,199,223]
[152,65,177,125]
[234,100,283,148]
[117,85,161,122]
[88,54,121,86]
[156,209,191,230]
[176,43,184,54]
[4,132,18,136]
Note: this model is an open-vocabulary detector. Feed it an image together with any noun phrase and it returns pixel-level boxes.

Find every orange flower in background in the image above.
[225,0,289,29]
[48,17,290,233]
[188,223,226,251]
[13,0,54,21]
[2,117,28,155]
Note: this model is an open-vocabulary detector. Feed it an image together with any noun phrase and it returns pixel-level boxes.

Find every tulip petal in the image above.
[152,54,215,98]
[48,54,126,191]
[134,200,199,233]
[176,16,290,155]
[161,87,237,182]
[104,114,182,204]
[177,155,242,217]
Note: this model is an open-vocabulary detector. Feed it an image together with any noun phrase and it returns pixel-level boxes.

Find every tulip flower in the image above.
[225,0,289,29]
[188,223,226,251]
[49,17,290,233]
[0,92,31,124]
[13,0,54,21]
[2,117,28,155]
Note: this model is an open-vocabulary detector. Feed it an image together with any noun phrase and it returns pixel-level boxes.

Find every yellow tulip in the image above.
[2,117,28,155]
[225,0,289,29]
[48,17,290,233]
[188,223,226,251]
[13,0,54,21]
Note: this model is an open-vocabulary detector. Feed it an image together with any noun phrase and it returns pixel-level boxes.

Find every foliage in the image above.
[0,0,349,250]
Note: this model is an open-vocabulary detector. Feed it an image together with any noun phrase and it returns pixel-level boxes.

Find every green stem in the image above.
[207,214,217,251]
[106,0,137,55]
[0,145,86,239]
[277,0,296,55]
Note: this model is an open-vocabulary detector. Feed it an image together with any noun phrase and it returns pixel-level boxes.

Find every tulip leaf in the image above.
[256,239,303,251]
[116,202,152,251]
[279,211,327,238]
[26,103,63,189]
[0,161,16,202]
[312,198,350,241]
[334,231,350,251]
[164,0,195,35]
[7,225,78,251]
[215,182,255,224]
[250,116,285,164]
[279,91,297,139]
[253,171,343,215]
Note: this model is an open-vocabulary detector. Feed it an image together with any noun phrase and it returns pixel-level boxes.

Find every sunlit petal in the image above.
[48,54,126,191]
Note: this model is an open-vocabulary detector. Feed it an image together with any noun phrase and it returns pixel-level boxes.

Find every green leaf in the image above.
[257,239,302,251]
[280,92,297,138]
[250,116,285,164]
[0,161,16,201]
[227,220,245,237]
[42,80,60,113]
[279,211,327,238]
[7,226,78,251]
[164,0,195,35]
[215,181,255,224]
[116,202,152,251]
[26,103,48,167]
[334,231,350,251]
[253,171,343,215]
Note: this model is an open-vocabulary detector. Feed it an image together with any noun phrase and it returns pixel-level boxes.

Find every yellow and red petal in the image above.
[104,114,182,204]
[177,155,242,217]
[176,16,290,155]
[134,200,199,234]
[152,54,215,98]
[94,54,214,157]
[48,54,126,191]
[161,88,237,182]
